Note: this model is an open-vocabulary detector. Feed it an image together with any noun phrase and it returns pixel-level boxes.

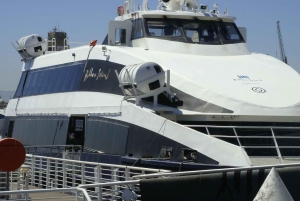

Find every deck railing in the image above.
[185,125,300,164]
[24,154,169,189]
[2,162,300,200]
[0,154,170,200]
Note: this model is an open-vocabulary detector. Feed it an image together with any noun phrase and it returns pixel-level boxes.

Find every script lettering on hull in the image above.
[83,68,111,82]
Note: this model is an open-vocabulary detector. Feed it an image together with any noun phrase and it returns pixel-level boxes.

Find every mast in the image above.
[277,21,288,64]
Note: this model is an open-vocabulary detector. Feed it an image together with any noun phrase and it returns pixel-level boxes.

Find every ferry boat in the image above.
[3,0,300,169]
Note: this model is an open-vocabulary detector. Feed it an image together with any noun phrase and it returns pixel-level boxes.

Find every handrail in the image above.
[184,124,300,164]
[186,125,300,129]
[26,154,169,172]
[25,145,82,149]
[131,162,300,180]
[0,187,92,201]
[78,180,139,188]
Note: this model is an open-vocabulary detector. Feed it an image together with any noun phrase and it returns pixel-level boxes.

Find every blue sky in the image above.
[0,0,299,91]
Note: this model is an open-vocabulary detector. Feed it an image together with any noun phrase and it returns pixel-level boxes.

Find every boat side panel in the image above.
[84,116,219,164]
[3,116,69,146]
[85,116,129,155]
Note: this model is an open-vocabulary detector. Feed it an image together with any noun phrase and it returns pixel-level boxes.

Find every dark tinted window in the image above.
[17,62,84,97]
[33,71,45,95]
[14,72,27,98]
[28,72,38,96]
[47,68,59,94]
[70,65,83,91]
[144,18,245,44]
[40,69,53,94]
[145,18,184,42]
[22,73,33,96]
[61,66,75,92]
[54,67,68,93]
[212,21,244,44]
[132,19,144,39]
[181,20,221,45]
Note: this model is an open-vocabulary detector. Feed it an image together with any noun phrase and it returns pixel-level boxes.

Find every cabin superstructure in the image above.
[3,0,300,170]
[107,1,248,56]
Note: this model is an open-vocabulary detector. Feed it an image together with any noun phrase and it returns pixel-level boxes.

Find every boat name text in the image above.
[84,68,111,82]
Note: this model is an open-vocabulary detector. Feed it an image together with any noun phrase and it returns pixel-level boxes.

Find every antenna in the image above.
[224,0,229,15]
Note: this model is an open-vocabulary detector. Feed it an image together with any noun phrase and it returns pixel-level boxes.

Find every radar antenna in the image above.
[277,21,288,64]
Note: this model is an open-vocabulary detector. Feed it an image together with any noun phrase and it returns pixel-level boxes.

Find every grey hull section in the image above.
[86,116,218,165]
[2,115,218,165]
[3,116,69,145]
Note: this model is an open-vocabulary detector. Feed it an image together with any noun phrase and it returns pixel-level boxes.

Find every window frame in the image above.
[131,18,146,40]
[142,17,245,45]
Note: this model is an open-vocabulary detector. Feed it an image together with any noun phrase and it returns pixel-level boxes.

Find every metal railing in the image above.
[186,125,300,164]
[0,167,31,200]
[2,162,300,200]
[0,187,91,201]
[131,161,300,180]
[0,154,170,200]
[24,154,169,189]
[24,145,82,161]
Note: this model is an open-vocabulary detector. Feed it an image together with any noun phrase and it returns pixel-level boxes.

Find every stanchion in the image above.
[6,171,8,200]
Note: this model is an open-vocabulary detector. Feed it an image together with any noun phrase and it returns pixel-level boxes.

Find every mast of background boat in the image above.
[142,0,149,11]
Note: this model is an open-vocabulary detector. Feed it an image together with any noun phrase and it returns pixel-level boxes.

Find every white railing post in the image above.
[76,190,79,201]
[38,158,43,187]
[16,171,21,199]
[271,128,283,164]
[72,162,75,187]
[126,168,134,190]
[62,161,66,188]
[54,160,58,188]
[205,127,211,136]
[233,128,244,150]
[94,165,102,201]
[81,163,85,185]
[125,167,129,180]
[112,168,119,199]
[46,158,50,189]
[24,172,30,200]
[31,156,35,186]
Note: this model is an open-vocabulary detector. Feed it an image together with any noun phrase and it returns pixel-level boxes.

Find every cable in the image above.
[144,119,167,152]
[130,119,167,167]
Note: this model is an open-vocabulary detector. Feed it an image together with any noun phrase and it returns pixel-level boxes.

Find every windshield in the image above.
[143,18,244,45]
[145,18,185,42]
